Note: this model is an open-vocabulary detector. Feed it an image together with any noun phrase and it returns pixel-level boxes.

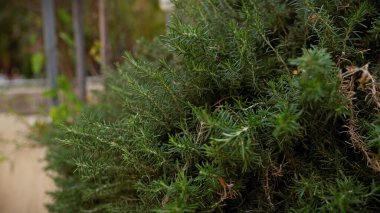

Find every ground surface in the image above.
[0,114,55,213]
[0,78,103,212]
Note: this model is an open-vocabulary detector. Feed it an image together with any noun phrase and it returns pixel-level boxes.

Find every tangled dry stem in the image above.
[262,168,275,210]
[213,176,238,208]
[340,65,380,172]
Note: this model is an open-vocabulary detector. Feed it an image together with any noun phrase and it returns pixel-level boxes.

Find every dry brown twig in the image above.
[344,64,380,108]
[217,176,238,200]
[262,168,275,210]
[212,176,238,208]
[196,122,206,143]
[340,63,380,172]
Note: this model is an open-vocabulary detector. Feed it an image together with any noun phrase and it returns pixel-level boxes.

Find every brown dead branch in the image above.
[212,176,238,208]
[262,168,275,210]
[340,64,380,172]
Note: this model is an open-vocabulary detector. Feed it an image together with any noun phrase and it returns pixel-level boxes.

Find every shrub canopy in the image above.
[44,0,380,212]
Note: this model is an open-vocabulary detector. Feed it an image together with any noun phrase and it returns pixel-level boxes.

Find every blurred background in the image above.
[0,0,165,80]
[0,0,169,113]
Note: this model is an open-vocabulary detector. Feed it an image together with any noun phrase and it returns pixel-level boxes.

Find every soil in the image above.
[0,113,55,213]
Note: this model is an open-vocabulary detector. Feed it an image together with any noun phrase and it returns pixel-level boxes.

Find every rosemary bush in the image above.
[44,0,380,212]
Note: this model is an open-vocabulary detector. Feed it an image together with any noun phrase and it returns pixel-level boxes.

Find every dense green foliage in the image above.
[42,0,380,212]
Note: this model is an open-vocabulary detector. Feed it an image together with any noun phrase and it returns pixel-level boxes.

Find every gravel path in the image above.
[0,113,55,213]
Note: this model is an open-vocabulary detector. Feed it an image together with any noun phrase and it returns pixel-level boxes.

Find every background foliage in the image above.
[0,0,165,79]
[40,0,380,212]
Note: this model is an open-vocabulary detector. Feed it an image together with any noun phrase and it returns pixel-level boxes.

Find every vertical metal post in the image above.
[99,0,108,68]
[73,0,86,102]
[159,0,174,30]
[42,0,59,106]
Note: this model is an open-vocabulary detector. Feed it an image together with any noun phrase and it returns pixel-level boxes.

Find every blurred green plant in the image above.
[43,75,82,123]
[89,40,101,63]
[30,52,44,75]
[0,0,42,78]
[0,153,5,163]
